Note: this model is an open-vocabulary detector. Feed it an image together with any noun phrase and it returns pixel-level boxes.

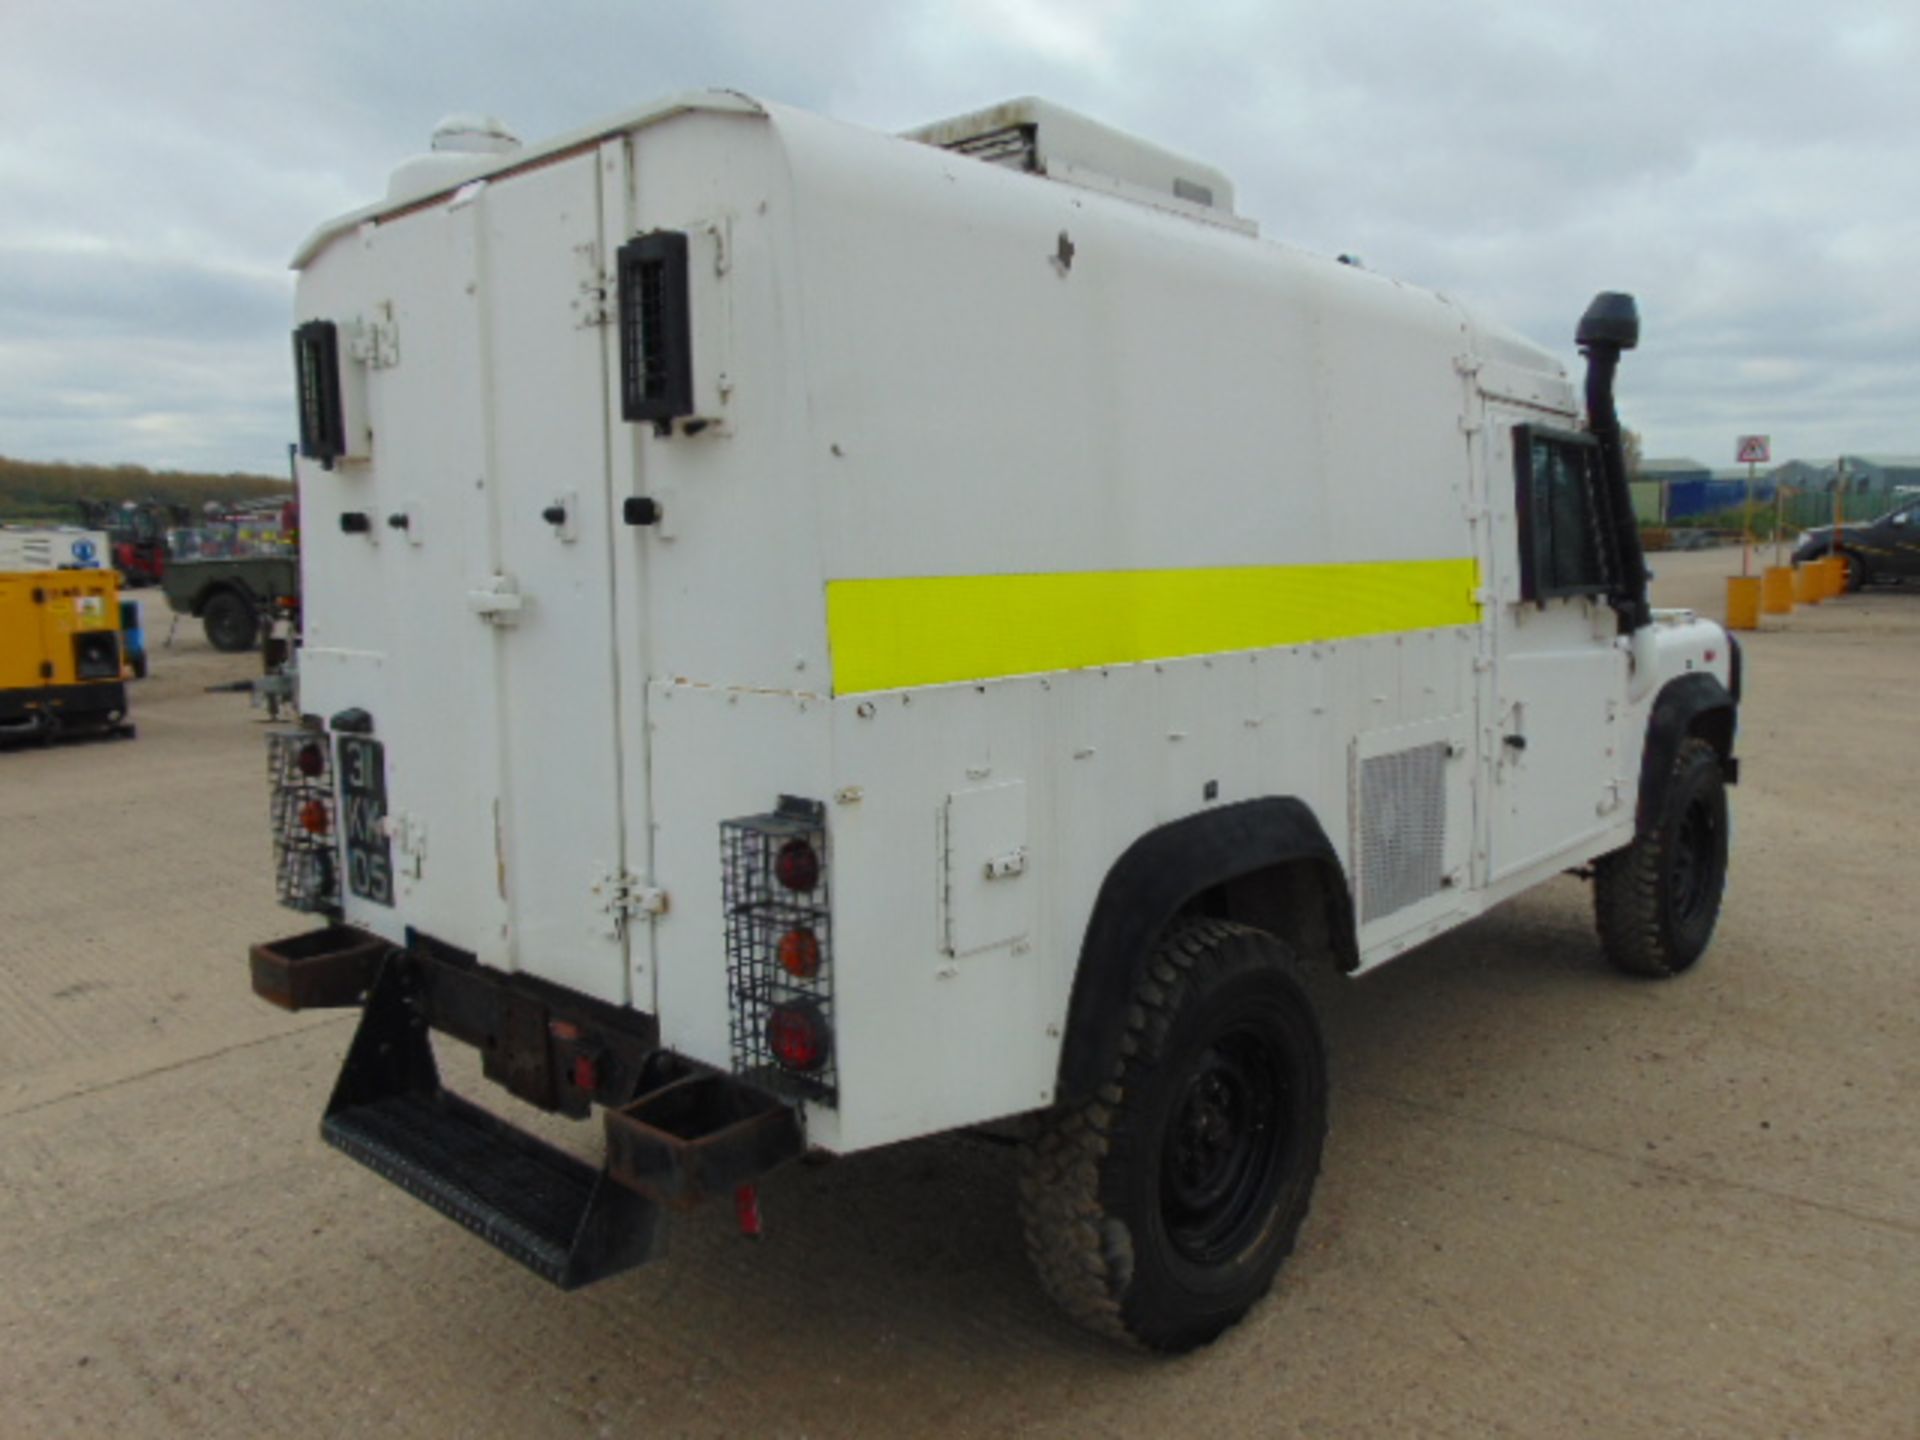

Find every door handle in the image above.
[542,491,579,543]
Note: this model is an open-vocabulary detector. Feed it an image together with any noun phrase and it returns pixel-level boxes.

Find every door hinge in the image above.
[573,241,612,328]
[348,304,401,369]
[381,810,428,879]
[596,870,668,937]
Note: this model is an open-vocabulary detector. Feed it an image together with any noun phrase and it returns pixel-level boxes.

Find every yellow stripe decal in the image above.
[826,558,1482,694]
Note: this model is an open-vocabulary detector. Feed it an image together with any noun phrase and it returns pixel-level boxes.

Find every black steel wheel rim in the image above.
[1670,792,1722,926]
[208,601,252,650]
[1159,1028,1289,1267]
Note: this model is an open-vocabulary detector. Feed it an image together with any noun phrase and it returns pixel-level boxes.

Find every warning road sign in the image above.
[1736,435,1771,464]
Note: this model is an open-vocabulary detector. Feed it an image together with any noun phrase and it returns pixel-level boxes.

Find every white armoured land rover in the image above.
[253,94,1739,1351]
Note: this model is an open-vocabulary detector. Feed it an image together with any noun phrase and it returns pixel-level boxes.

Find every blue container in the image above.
[119,598,148,679]
[1666,479,1710,519]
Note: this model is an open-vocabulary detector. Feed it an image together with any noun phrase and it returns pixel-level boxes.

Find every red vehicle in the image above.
[76,499,173,588]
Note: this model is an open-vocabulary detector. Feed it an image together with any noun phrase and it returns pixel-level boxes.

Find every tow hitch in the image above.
[252,925,807,1288]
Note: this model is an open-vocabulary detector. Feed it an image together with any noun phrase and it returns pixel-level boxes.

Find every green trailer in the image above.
[163,553,299,652]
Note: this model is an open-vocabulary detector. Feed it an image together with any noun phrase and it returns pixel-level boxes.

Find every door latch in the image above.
[468,574,524,626]
[984,848,1028,880]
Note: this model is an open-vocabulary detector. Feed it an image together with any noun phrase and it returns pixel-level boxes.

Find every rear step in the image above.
[283,928,804,1289]
[323,1091,656,1289]
[321,956,662,1289]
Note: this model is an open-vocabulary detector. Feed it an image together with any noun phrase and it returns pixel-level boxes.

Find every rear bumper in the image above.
[0,680,129,727]
[251,924,805,1286]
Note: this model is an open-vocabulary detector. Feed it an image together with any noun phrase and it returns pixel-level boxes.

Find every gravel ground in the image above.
[2,556,1916,1439]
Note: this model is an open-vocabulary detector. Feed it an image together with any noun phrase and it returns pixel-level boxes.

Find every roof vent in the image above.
[430,113,521,156]
[386,114,522,201]
[904,98,1253,236]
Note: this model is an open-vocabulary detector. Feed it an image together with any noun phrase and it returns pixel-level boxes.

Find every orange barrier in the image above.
[1725,575,1761,631]
[1820,555,1845,599]
[1794,563,1822,605]
[1761,566,1795,615]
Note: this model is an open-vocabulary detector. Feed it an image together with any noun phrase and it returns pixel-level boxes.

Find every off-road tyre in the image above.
[1594,736,1729,978]
[1839,550,1869,592]
[202,590,258,653]
[1020,920,1327,1352]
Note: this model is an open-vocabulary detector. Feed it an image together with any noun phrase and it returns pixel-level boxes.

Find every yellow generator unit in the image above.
[0,569,134,742]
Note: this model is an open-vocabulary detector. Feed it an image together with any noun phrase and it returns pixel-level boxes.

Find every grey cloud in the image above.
[0,247,290,342]
[1,0,1915,469]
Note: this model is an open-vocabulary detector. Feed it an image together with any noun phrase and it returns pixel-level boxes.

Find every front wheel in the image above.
[1594,736,1729,977]
[1839,551,1869,592]
[1020,920,1327,1352]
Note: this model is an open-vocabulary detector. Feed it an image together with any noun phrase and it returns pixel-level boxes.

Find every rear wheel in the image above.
[202,591,258,653]
[1020,920,1327,1352]
[1594,737,1729,977]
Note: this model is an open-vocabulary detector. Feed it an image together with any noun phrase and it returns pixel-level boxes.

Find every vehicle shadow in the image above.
[548,881,1621,1389]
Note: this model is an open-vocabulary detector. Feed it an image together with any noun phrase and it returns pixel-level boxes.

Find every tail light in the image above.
[778,927,822,979]
[722,797,835,1102]
[774,838,820,892]
[767,1001,831,1073]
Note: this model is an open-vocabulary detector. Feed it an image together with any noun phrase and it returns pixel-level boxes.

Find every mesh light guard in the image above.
[268,729,339,914]
[722,804,835,1105]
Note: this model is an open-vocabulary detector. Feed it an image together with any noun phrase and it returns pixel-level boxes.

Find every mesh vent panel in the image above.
[1359,741,1449,923]
[943,123,1038,171]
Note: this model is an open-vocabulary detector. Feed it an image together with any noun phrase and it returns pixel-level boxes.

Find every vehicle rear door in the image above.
[465,148,638,1005]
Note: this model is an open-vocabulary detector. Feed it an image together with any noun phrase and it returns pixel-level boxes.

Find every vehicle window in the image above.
[1513,426,1617,601]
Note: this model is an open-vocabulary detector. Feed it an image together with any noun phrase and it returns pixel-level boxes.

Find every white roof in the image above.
[291,90,765,270]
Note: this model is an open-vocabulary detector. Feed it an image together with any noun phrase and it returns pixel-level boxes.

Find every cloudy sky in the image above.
[3,0,1915,475]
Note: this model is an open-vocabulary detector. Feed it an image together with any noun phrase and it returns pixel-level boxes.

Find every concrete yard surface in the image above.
[2,558,1917,1438]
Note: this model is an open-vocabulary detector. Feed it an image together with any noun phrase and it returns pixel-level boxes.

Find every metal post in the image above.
[1743,460,1755,577]
[1834,456,1847,538]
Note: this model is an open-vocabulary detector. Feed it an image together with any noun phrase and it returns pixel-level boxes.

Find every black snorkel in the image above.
[1577,292,1650,634]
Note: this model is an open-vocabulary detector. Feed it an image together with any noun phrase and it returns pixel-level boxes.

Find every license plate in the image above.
[336,736,394,906]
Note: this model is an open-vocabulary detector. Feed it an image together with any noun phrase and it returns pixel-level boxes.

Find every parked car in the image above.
[1795,498,1920,590]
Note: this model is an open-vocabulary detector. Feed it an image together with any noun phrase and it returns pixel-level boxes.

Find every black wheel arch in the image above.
[1055,797,1355,1106]
[193,579,259,614]
[1636,671,1738,836]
